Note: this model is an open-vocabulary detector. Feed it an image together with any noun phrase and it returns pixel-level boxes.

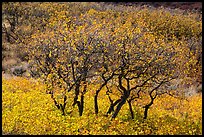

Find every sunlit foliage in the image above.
[2,77,202,135]
[2,2,202,135]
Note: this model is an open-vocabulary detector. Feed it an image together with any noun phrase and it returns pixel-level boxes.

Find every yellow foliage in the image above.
[2,77,202,135]
[2,2,202,135]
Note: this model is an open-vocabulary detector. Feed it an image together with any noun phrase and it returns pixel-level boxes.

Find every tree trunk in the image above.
[106,99,121,115]
[94,93,99,114]
[143,100,153,119]
[128,100,134,119]
[60,104,65,116]
[94,82,108,114]
[51,94,60,109]
[143,106,149,119]
[111,98,127,119]
[79,95,84,116]
[60,95,67,116]
[73,82,80,107]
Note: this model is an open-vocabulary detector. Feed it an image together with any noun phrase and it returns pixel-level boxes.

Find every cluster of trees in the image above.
[2,2,202,120]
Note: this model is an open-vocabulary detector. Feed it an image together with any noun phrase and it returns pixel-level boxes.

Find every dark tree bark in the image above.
[111,97,127,119]
[60,104,65,116]
[51,94,60,109]
[111,72,130,119]
[61,95,67,116]
[143,103,152,119]
[72,81,80,107]
[72,81,84,116]
[94,95,99,114]
[79,95,84,116]
[106,99,121,115]
[143,80,166,119]
[94,71,115,114]
[51,93,67,116]
[94,86,104,114]
[73,79,87,116]
[127,100,134,119]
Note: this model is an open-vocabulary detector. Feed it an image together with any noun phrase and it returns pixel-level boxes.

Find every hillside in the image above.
[109,2,202,12]
[2,2,202,135]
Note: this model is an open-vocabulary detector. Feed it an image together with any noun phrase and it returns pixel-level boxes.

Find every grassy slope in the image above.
[2,2,202,135]
[2,77,202,135]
